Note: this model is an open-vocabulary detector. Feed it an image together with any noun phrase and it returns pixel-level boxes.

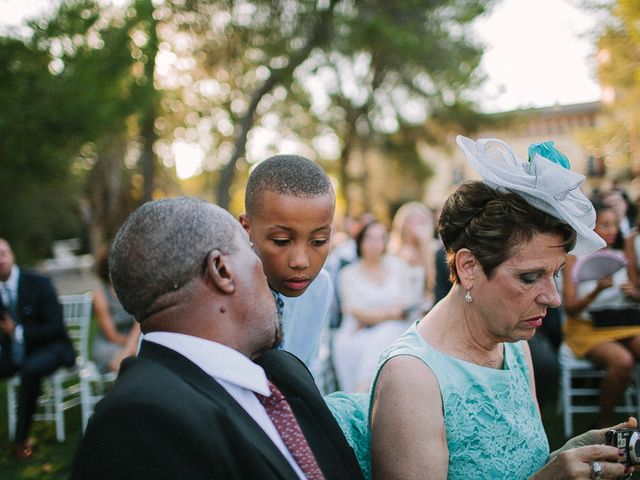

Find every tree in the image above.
[282,0,493,214]
[0,0,496,263]
[583,0,640,178]
[0,34,88,262]
[0,0,170,260]
[159,0,493,211]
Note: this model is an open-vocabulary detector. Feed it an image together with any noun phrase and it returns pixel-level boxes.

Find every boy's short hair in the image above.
[244,155,334,216]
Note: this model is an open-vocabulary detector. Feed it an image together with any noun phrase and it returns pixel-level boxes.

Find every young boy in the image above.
[240,155,335,376]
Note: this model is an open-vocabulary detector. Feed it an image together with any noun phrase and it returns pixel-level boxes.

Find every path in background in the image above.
[48,270,99,296]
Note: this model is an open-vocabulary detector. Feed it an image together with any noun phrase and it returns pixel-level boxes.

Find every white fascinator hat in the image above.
[456,135,606,255]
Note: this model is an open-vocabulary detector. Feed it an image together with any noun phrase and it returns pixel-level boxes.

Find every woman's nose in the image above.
[539,278,561,308]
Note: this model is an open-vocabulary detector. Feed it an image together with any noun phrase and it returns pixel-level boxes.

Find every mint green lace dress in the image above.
[326,321,549,480]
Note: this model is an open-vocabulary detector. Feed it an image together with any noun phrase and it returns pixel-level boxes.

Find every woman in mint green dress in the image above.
[339,137,637,479]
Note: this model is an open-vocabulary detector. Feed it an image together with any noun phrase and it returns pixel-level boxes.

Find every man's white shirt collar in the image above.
[1,266,19,305]
[140,331,304,478]
[3,265,19,291]
[143,331,271,396]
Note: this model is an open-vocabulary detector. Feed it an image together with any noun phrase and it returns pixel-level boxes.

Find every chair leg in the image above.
[80,376,92,432]
[562,368,573,438]
[7,379,17,441]
[624,381,634,411]
[556,373,563,416]
[53,378,65,442]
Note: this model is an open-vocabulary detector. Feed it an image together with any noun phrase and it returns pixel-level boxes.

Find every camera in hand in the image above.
[605,428,640,466]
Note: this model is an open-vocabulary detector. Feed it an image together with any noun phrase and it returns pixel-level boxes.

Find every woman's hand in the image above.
[537,417,637,479]
[532,444,631,479]
[558,417,638,451]
[596,276,614,293]
[0,314,15,336]
[620,282,640,301]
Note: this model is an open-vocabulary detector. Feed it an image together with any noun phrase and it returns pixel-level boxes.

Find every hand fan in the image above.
[572,250,627,282]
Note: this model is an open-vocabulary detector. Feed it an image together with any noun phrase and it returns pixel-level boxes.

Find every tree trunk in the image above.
[83,135,128,257]
[138,0,159,202]
[215,0,340,209]
[141,105,156,202]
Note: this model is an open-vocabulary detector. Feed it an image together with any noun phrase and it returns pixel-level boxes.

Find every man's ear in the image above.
[205,250,235,294]
[455,248,476,290]
[238,214,250,233]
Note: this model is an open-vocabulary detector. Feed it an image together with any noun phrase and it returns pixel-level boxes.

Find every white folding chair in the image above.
[557,342,640,438]
[79,360,117,424]
[7,292,93,442]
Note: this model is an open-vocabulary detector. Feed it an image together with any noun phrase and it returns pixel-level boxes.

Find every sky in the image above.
[473,0,602,112]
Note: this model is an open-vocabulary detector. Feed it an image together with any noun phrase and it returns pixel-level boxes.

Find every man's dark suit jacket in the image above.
[71,341,363,480]
[0,269,74,361]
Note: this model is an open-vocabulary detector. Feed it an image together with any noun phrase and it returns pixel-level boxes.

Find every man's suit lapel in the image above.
[257,349,364,479]
[15,271,28,323]
[138,341,299,479]
[0,272,21,317]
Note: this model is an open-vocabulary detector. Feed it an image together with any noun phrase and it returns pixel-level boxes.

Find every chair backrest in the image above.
[59,292,93,365]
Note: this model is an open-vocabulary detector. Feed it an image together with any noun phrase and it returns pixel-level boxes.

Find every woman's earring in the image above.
[465,289,473,303]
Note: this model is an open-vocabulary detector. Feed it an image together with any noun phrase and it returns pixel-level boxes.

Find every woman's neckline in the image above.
[413,320,508,371]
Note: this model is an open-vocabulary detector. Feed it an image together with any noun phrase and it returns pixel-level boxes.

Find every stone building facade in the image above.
[421,100,629,211]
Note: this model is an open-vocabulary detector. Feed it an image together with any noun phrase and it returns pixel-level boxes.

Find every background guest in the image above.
[602,189,634,238]
[388,201,436,312]
[0,238,75,459]
[91,243,137,374]
[332,220,417,392]
[562,200,640,428]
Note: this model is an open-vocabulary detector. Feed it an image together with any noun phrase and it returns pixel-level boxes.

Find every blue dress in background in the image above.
[92,284,135,373]
[326,320,549,479]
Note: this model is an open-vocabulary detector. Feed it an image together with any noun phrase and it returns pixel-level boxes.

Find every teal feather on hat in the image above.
[528,141,570,170]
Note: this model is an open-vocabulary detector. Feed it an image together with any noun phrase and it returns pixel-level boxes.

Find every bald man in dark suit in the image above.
[71,197,362,480]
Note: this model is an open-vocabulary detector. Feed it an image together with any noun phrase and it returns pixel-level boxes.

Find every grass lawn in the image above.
[1,370,639,478]
[0,379,80,479]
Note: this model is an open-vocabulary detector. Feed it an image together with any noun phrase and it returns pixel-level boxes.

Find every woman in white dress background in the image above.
[332,219,418,392]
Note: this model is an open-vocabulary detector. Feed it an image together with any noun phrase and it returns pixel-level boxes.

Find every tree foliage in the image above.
[0,0,170,261]
[151,0,493,212]
[0,33,89,262]
[302,0,492,215]
[1,0,495,262]
[583,0,640,177]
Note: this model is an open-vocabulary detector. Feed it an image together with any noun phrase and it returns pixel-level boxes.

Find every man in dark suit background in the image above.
[71,197,362,479]
[0,238,76,459]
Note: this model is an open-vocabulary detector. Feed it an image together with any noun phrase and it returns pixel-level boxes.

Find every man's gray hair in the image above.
[109,197,238,320]
[244,154,334,216]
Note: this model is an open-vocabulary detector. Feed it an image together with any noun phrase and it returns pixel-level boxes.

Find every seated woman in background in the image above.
[369,137,633,479]
[562,200,640,428]
[92,245,138,374]
[332,219,418,393]
[388,201,437,314]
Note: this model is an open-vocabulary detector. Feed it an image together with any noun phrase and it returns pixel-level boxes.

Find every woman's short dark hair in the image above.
[438,181,577,283]
[355,220,383,258]
[591,198,625,250]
